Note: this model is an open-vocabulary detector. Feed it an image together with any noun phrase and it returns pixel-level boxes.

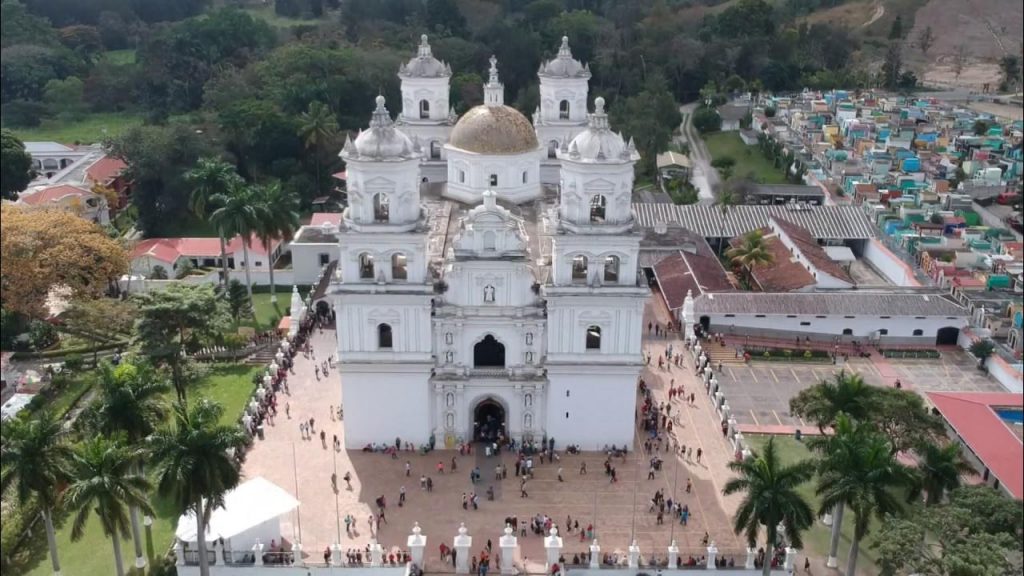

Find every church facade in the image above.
[331,36,647,450]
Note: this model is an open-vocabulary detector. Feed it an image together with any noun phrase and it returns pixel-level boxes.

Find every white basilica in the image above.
[331,35,648,450]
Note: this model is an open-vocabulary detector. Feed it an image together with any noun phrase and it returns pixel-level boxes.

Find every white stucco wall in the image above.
[341,366,432,448]
[290,242,339,285]
[863,239,921,287]
[546,366,638,449]
[444,148,543,205]
[701,311,966,342]
[177,563,408,576]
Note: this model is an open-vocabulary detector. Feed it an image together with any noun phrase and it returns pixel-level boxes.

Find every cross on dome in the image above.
[484,55,504,106]
[488,55,500,84]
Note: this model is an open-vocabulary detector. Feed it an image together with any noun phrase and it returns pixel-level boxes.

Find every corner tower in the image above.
[535,36,591,184]
[397,34,455,182]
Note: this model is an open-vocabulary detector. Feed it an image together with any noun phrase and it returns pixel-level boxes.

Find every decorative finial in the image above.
[594,96,605,114]
[458,523,468,536]
[418,34,431,58]
[412,522,422,536]
[488,55,499,84]
[375,94,386,110]
[559,35,572,58]
[482,189,497,210]
[504,524,513,536]
[588,96,609,131]
[549,526,558,537]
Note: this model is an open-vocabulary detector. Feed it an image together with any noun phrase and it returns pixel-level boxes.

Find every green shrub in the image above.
[803,350,813,358]
[783,349,793,357]
[62,353,85,372]
[28,320,58,350]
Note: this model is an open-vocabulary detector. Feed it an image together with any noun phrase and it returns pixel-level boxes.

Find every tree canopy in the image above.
[1,129,33,200]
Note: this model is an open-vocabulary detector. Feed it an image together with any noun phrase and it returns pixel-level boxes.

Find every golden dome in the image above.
[448,105,539,155]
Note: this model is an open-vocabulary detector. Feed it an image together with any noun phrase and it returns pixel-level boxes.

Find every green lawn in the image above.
[101,49,136,65]
[23,364,260,576]
[8,112,144,145]
[703,132,787,184]
[744,435,882,574]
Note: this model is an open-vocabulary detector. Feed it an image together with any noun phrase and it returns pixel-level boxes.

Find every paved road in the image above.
[676,103,717,203]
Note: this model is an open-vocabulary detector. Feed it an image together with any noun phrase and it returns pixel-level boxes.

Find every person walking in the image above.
[405,461,412,477]
[579,462,587,475]
[696,448,702,463]
[520,477,529,498]
[399,485,406,506]
[685,478,692,493]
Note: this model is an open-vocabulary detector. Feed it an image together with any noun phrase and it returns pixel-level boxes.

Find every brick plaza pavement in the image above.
[241,301,763,572]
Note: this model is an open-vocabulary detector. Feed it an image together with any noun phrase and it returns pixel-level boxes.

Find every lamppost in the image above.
[669,449,680,545]
[333,447,342,545]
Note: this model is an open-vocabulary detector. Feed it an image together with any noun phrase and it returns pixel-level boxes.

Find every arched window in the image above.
[474,335,505,368]
[586,325,601,350]
[391,253,407,281]
[459,170,466,183]
[590,195,607,222]
[548,140,559,159]
[603,255,620,283]
[445,351,454,364]
[429,140,441,159]
[912,329,924,336]
[378,324,393,349]
[571,255,588,284]
[43,159,58,171]
[489,174,498,187]
[525,351,533,363]
[419,99,430,119]
[446,412,455,429]
[842,328,853,335]
[559,100,570,120]
[483,231,496,251]
[373,193,389,222]
[359,253,375,279]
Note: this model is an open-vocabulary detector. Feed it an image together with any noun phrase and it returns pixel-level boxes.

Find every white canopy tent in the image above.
[175,476,299,544]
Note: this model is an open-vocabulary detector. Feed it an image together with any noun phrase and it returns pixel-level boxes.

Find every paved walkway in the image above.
[241,306,767,571]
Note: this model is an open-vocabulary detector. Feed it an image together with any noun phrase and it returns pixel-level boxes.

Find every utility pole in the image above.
[292,443,302,543]
[333,447,342,544]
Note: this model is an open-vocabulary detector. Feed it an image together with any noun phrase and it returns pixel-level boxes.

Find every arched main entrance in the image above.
[473,398,506,441]
[936,326,960,346]
[474,334,505,368]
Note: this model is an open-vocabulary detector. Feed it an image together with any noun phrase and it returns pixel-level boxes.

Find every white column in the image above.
[784,547,798,572]
[667,540,679,569]
[331,543,343,566]
[745,547,756,570]
[292,542,304,566]
[370,539,384,567]
[706,541,718,570]
[728,417,737,438]
[454,523,472,574]
[544,527,563,571]
[499,524,518,575]
[408,523,427,567]
[588,540,600,569]
[253,540,265,566]
[627,540,640,569]
[175,539,185,566]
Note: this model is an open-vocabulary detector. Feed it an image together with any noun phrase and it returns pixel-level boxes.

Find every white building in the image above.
[332,83,647,449]
[534,36,591,183]
[395,35,455,183]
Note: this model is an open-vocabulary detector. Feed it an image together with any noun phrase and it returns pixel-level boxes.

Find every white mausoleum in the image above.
[332,76,647,448]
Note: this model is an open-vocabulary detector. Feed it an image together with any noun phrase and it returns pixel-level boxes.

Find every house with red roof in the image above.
[130,234,283,279]
[14,184,110,224]
[84,156,131,210]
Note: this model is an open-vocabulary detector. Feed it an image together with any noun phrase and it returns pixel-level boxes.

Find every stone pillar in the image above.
[453,523,472,574]
[499,524,518,575]
[588,540,600,569]
[175,540,185,566]
[745,547,756,570]
[370,539,384,567]
[408,523,427,568]
[784,547,798,572]
[292,542,303,567]
[544,527,563,571]
[253,540,264,566]
[733,432,745,452]
[331,543,343,566]
[728,417,737,438]
[682,290,696,340]
[667,540,679,568]
[627,540,640,569]
[706,541,717,570]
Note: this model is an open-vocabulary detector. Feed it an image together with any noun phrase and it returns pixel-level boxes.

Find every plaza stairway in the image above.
[701,340,746,366]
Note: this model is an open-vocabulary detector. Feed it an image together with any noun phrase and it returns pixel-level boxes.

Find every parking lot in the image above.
[719,350,1004,428]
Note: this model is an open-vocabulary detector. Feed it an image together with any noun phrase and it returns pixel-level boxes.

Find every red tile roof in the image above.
[85,157,127,184]
[772,217,855,284]
[926,392,1023,500]
[653,233,733,310]
[130,235,280,262]
[18,185,93,206]
[309,213,342,227]
[733,228,816,292]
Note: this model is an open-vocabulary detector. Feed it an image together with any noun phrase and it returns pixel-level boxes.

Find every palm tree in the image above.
[917,441,975,506]
[85,360,169,569]
[210,182,261,302]
[0,412,72,576]
[723,437,816,576]
[298,101,337,197]
[789,371,874,433]
[185,158,243,287]
[149,400,246,576]
[968,338,995,369]
[725,229,775,288]
[806,413,865,569]
[815,420,918,576]
[252,182,301,304]
[64,437,153,576]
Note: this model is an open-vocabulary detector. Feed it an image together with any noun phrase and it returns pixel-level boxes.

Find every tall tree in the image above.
[917,26,934,55]
[209,182,261,302]
[64,437,153,576]
[185,157,244,287]
[1,129,34,200]
[723,437,816,576]
[917,441,975,506]
[83,360,169,568]
[725,229,775,288]
[815,420,918,576]
[297,101,337,197]
[0,412,73,576]
[252,181,301,303]
[149,400,246,576]
[0,205,128,319]
[789,371,874,432]
[133,284,229,401]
